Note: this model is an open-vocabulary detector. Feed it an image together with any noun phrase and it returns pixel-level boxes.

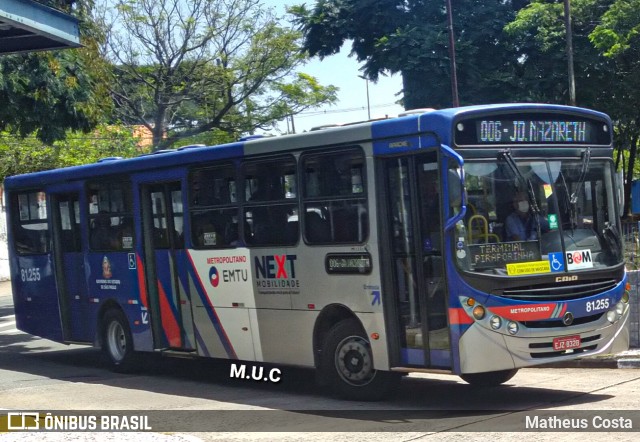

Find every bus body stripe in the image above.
[559,303,568,317]
[157,281,182,347]
[449,308,473,325]
[195,327,210,358]
[136,254,149,308]
[186,250,238,359]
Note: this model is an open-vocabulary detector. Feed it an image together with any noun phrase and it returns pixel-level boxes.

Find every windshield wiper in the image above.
[558,171,575,233]
[570,147,591,205]
[499,150,543,239]
[563,147,591,233]
[603,224,622,261]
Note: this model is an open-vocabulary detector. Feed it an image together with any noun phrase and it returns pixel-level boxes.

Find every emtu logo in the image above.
[209,266,220,287]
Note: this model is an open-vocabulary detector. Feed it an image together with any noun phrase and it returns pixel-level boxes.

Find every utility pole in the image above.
[445,0,460,107]
[564,0,576,106]
[289,114,296,134]
[358,75,371,119]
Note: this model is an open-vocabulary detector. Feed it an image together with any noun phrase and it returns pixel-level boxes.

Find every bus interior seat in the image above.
[224,221,239,245]
[331,207,357,242]
[305,210,330,243]
[284,218,299,244]
[90,213,116,250]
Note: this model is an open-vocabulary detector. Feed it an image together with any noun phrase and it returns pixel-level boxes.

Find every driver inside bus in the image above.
[505,192,548,241]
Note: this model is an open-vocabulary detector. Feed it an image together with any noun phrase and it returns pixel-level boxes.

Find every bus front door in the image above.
[141,182,195,351]
[51,192,89,342]
[382,151,450,368]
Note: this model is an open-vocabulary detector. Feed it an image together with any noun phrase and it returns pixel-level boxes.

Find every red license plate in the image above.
[553,335,581,351]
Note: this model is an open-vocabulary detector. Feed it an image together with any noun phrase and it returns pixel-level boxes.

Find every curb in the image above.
[542,357,640,369]
[617,358,640,369]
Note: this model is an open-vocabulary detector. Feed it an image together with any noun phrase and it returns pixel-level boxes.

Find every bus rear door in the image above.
[50,188,90,342]
[140,181,196,351]
[380,150,451,368]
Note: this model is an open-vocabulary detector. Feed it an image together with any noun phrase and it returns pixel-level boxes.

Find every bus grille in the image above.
[497,279,617,301]
[529,334,601,358]
[521,313,604,329]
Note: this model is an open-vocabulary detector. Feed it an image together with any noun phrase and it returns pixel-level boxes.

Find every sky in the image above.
[261,0,406,134]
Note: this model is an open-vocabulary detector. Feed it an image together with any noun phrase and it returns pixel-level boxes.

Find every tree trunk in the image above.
[623,132,638,218]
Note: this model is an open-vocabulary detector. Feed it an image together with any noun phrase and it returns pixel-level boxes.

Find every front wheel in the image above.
[101,309,137,372]
[319,319,399,401]
[460,369,519,387]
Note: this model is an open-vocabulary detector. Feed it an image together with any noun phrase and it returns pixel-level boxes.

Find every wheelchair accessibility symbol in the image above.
[549,252,564,272]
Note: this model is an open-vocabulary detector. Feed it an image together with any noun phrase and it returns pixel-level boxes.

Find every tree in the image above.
[0,125,141,182]
[291,0,526,110]
[99,0,337,148]
[0,1,113,144]
[505,0,640,216]
[590,0,640,216]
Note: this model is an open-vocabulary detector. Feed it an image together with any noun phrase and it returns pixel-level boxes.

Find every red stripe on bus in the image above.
[157,281,182,348]
[137,255,149,308]
[490,303,556,321]
[449,308,473,325]
[559,303,568,317]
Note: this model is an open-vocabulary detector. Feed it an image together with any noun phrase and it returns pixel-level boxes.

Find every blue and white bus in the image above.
[4,103,630,400]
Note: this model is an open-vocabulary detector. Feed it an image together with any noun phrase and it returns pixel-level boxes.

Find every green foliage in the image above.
[173,129,236,148]
[102,0,337,149]
[293,0,524,109]
[0,125,141,182]
[591,0,640,56]
[0,1,112,144]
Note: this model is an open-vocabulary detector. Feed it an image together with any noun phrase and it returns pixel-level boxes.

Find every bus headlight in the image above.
[607,311,617,323]
[507,321,519,335]
[490,315,502,330]
[472,305,486,320]
[616,302,625,316]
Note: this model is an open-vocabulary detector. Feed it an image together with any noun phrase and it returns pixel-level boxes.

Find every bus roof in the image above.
[4,103,611,190]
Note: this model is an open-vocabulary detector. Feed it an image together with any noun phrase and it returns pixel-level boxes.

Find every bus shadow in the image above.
[0,337,615,413]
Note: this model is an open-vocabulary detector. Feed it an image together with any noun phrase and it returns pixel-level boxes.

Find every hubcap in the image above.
[107,321,126,362]
[335,335,376,386]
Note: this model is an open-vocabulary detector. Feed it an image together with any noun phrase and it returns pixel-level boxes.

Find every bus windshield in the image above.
[459,156,623,275]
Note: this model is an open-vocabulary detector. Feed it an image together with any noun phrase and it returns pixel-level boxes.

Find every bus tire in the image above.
[460,369,519,387]
[319,319,399,401]
[101,309,137,373]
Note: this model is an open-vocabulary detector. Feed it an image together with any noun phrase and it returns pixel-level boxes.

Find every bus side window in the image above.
[87,181,133,252]
[11,191,50,255]
[302,148,368,245]
[189,164,239,249]
[242,156,298,247]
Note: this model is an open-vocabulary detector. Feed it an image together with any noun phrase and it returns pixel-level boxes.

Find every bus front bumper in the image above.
[458,306,630,374]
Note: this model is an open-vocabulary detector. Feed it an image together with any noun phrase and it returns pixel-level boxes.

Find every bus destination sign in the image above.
[454,114,610,146]
[477,119,590,144]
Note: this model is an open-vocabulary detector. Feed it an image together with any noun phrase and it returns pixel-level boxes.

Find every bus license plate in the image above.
[553,335,581,351]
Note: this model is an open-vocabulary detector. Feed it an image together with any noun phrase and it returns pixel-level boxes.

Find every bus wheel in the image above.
[101,309,136,373]
[320,319,399,401]
[460,369,519,387]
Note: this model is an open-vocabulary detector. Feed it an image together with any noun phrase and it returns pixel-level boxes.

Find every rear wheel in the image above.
[101,309,136,372]
[460,369,519,387]
[319,319,399,401]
